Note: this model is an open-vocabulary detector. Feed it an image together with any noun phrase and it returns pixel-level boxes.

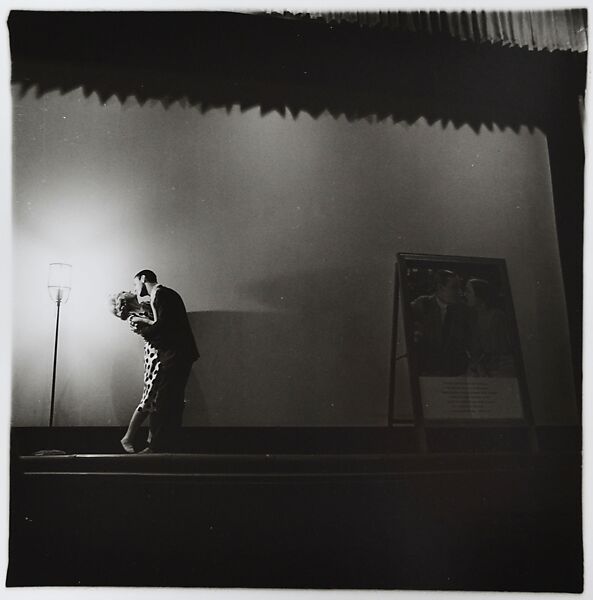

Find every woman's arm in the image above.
[129,315,155,326]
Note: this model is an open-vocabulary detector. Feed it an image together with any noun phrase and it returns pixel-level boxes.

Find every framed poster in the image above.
[397,253,531,423]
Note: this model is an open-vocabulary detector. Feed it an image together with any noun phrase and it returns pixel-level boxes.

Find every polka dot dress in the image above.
[137,342,161,413]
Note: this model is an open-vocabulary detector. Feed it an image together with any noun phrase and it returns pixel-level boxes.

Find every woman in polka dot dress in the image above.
[108,291,161,453]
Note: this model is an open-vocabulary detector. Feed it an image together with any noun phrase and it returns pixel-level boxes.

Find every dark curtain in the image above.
[276,10,587,53]
[8,11,586,131]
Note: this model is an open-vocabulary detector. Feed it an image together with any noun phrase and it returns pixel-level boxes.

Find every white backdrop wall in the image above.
[11,87,577,426]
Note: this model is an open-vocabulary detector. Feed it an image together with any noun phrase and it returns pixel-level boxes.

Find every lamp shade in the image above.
[48,262,72,303]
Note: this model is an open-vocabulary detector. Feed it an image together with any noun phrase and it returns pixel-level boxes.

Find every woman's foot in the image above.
[120,437,135,453]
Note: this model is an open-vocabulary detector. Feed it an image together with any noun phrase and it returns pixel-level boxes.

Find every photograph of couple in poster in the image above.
[398,254,527,421]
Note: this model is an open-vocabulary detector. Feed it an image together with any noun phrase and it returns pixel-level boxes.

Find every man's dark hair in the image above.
[134,269,158,283]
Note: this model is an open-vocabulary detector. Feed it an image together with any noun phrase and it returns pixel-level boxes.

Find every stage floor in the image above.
[9,426,582,590]
[17,449,578,478]
[9,448,582,590]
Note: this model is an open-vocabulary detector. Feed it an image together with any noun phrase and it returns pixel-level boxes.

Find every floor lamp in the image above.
[35,263,71,456]
[48,262,72,427]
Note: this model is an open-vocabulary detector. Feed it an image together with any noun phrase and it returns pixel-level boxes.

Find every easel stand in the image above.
[389,256,538,454]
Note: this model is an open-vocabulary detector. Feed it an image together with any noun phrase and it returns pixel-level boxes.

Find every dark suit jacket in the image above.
[140,286,199,365]
[411,294,469,376]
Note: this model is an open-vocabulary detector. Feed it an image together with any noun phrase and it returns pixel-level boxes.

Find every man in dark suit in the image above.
[130,269,199,452]
[411,269,470,376]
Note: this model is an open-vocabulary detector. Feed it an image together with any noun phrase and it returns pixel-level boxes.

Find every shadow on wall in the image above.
[184,360,207,425]
[185,265,392,427]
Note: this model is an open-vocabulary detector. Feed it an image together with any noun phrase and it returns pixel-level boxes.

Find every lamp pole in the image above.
[34,263,71,455]
[46,262,72,428]
[49,294,62,427]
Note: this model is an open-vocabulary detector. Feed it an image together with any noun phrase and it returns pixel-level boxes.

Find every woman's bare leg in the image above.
[121,407,149,453]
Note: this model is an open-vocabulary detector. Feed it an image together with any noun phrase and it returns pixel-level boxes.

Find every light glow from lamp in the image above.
[48,262,72,303]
